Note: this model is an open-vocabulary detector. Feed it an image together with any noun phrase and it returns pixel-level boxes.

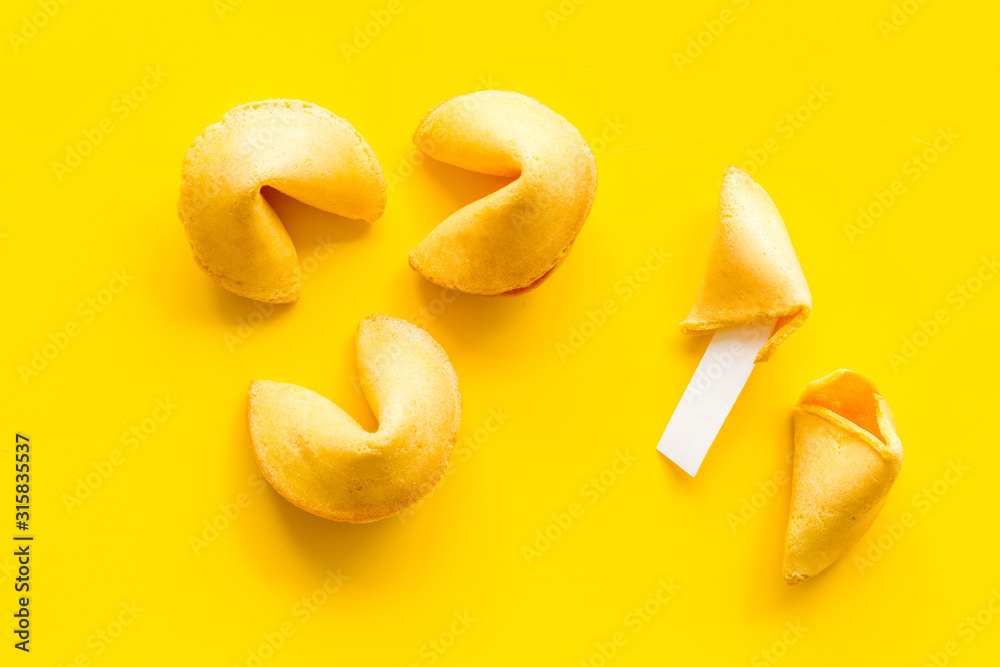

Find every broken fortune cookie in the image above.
[680,166,811,361]
[783,369,903,584]
[657,167,811,476]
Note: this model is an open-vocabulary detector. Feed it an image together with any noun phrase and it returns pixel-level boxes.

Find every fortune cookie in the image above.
[178,100,386,303]
[783,370,903,584]
[409,90,598,295]
[681,167,811,361]
[248,315,461,523]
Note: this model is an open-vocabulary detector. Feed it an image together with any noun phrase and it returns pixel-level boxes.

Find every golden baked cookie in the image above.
[178,99,386,303]
[680,166,811,361]
[409,90,598,295]
[783,370,903,584]
[248,314,461,523]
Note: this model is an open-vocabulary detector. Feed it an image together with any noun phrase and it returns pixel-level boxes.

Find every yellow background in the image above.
[3,0,999,664]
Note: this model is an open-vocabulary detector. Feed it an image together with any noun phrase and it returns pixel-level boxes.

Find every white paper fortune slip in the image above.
[657,318,776,477]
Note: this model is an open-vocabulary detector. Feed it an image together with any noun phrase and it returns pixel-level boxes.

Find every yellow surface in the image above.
[2,1,998,665]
